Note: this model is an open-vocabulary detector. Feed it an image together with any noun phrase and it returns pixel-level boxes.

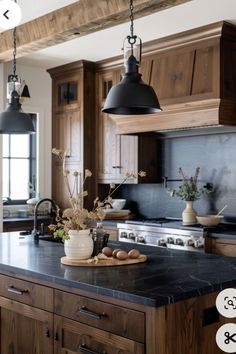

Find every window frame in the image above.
[2,114,37,205]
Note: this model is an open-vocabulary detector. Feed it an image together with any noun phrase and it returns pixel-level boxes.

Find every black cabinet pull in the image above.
[54,333,59,341]
[7,286,29,295]
[79,344,107,354]
[44,328,50,338]
[79,306,107,320]
[112,166,121,169]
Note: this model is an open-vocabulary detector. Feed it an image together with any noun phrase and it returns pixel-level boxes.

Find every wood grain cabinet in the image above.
[96,68,160,184]
[54,290,145,354]
[48,61,96,210]
[0,271,233,354]
[0,275,54,354]
[205,237,236,257]
[54,315,144,354]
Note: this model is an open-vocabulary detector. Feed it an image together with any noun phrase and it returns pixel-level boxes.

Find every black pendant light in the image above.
[0,27,35,134]
[102,0,161,115]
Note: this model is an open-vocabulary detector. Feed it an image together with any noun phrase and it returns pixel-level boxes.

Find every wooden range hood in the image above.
[109,21,236,134]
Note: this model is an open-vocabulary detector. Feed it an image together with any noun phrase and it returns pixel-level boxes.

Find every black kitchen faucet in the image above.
[31,198,58,242]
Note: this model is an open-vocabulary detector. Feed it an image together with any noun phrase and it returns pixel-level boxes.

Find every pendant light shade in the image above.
[0,24,35,134]
[0,91,35,134]
[102,0,161,115]
[102,56,161,115]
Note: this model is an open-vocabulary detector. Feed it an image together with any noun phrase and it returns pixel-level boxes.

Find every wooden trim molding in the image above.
[0,0,191,62]
[112,99,236,134]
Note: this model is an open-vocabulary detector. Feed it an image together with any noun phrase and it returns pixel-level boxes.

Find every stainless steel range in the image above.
[117,218,206,252]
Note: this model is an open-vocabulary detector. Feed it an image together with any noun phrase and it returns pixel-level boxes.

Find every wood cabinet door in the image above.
[53,110,82,163]
[54,315,144,354]
[52,162,82,210]
[96,69,139,183]
[54,72,81,112]
[96,70,119,182]
[116,135,138,182]
[97,108,118,182]
[0,296,53,354]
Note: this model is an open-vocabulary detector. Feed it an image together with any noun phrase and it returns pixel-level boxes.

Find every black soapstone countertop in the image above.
[1,232,236,307]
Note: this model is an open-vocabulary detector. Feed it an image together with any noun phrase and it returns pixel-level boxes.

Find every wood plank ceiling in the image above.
[0,0,192,62]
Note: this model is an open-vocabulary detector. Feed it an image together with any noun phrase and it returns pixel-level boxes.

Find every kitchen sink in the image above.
[19,231,62,243]
[38,235,63,243]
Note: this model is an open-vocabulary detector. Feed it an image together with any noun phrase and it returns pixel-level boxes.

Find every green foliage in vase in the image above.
[168,167,213,201]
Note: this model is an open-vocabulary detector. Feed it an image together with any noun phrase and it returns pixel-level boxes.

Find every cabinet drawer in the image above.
[54,314,145,354]
[0,274,53,311]
[213,243,236,257]
[55,290,145,343]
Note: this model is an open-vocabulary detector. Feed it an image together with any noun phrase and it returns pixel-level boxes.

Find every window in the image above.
[2,114,37,204]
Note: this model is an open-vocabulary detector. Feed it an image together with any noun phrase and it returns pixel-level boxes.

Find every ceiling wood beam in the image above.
[0,0,192,62]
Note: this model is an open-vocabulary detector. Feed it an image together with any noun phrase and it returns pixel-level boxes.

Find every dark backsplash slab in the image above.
[116,132,236,219]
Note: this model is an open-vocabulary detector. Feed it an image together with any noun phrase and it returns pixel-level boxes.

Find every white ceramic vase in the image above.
[64,229,94,260]
[182,201,197,225]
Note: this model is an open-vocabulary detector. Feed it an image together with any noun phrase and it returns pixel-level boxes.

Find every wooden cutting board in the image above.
[61,254,147,266]
[104,213,135,220]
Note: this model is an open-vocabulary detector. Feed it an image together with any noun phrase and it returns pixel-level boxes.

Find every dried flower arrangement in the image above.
[49,148,146,239]
[168,167,212,201]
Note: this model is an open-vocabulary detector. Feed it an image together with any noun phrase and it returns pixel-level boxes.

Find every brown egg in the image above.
[128,249,140,259]
[116,250,128,260]
[112,248,122,258]
[102,247,113,257]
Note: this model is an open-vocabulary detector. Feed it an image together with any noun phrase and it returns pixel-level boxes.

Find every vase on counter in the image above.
[64,229,94,260]
[182,201,197,225]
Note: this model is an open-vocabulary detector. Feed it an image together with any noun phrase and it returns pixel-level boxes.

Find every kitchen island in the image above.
[0,232,235,354]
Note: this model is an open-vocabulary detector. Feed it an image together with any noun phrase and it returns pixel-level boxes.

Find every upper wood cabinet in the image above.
[48,61,96,210]
[95,68,160,184]
[54,71,82,112]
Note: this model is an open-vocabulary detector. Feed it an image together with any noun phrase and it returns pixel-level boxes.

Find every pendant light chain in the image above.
[13,0,17,77]
[13,27,17,77]
[129,0,134,38]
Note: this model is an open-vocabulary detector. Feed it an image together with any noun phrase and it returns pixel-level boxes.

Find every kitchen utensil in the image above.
[217,205,227,216]
[196,215,224,226]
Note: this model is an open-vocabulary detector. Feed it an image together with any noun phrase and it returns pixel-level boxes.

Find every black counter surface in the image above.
[3,216,51,223]
[1,232,236,307]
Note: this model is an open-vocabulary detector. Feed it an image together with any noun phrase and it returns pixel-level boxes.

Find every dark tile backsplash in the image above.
[116,132,236,219]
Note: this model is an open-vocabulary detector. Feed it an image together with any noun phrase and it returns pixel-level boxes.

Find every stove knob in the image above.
[186,239,194,247]
[176,238,184,246]
[158,238,167,247]
[167,237,174,244]
[194,240,204,249]
[120,232,128,238]
[137,236,145,244]
[128,233,136,241]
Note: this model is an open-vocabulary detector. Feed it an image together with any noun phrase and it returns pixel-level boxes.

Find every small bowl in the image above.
[196,215,224,226]
[111,199,126,210]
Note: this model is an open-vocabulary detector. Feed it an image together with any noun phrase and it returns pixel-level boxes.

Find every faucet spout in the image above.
[32,198,58,241]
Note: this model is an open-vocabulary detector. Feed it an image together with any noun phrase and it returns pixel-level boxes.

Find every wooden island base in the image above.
[0,270,233,354]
